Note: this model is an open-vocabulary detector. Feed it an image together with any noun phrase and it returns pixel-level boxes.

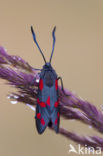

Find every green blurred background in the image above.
[0,0,103,156]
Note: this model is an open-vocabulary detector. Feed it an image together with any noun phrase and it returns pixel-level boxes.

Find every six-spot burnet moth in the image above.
[31,26,68,134]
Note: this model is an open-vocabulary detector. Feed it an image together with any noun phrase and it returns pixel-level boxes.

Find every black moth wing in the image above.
[35,67,60,134]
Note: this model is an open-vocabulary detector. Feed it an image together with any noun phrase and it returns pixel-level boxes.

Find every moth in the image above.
[31,26,67,134]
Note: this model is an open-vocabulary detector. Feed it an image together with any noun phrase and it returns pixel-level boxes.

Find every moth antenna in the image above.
[49,26,56,63]
[31,26,46,64]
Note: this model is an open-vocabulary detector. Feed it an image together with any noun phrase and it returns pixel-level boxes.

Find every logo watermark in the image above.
[68,144,101,155]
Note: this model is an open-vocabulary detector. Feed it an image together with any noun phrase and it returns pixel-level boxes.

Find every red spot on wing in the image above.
[55,118,58,125]
[57,112,60,118]
[37,98,40,104]
[54,101,59,107]
[37,98,46,107]
[41,118,45,125]
[40,102,46,107]
[39,79,43,91]
[37,113,41,119]
[46,96,50,106]
[55,79,58,90]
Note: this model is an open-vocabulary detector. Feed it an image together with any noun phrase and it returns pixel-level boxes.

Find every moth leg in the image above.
[29,77,36,86]
[29,72,40,86]
[33,68,41,71]
[57,77,70,96]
